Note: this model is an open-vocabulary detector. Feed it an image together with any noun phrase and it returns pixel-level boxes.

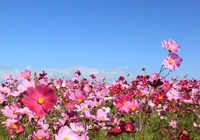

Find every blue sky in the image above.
[0,0,200,84]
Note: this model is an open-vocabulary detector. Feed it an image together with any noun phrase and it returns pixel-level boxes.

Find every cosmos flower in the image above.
[23,84,58,116]
[162,39,181,52]
[162,52,183,72]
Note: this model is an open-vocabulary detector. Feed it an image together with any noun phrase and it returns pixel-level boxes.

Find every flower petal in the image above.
[27,87,40,100]
[44,94,58,104]
[23,97,40,113]
[36,105,47,116]
[42,102,54,112]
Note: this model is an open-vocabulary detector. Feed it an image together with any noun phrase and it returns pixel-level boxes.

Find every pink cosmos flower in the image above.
[115,94,133,113]
[17,79,35,92]
[162,39,181,52]
[166,88,182,100]
[69,90,86,104]
[23,84,58,116]
[89,74,96,81]
[28,129,50,140]
[162,52,183,72]
[18,107,32,115]
[65,103,76,110]
[17,70,31,81]
[123,99,142,113]
[1,104,21,119]
[4,75,12,81]
[96,109,110,121]
[29,129,50,140]
[55,126,80,140]
[2,118,19,127]
[70,122,87,135]
[0,93,8,104]
[82,110,96,120]
[168,119,178,128]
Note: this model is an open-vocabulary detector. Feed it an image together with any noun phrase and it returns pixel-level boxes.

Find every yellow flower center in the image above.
[77,98,83,103]
[101,116,105,120]
[0,99,2,102]
[10,121,13,124]
[172,94,176,97]
[35,115,39,119]
[159,96,163,100]
[13,110,17,114]
[16,130,21,133]
[131,106,136,111]
[77,129,81,133]
[37,136,43,140]
[12,125,17,129]
[83,107,87,110]
[38,98,44,104]
[182,130,187,135]
[70,117,74,120]
[169,60,173,65]
[24,75,28,79]
[101,93,104,96]
[123,102,126,106]
[126,128,130,131]
[24,110,27,113]
[63,138,69,140]
[169,47,172,50]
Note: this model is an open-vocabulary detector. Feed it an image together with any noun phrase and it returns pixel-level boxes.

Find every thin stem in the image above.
[164,70,171,78]
[158,65,164,75]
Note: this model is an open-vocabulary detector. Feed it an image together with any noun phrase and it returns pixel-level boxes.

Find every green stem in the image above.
[164,70,171,78]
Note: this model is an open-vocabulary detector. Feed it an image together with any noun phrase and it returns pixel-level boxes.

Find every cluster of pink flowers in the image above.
[162,39,183,72]
[0,39,199,140]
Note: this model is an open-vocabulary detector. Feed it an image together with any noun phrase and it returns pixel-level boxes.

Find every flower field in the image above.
[1,39,200,140]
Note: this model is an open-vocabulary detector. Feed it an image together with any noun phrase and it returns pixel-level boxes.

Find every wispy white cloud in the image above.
[0,65,138,84]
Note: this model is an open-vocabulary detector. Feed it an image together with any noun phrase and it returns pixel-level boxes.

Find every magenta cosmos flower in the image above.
[162,52,183,72]
[162,39,181,53]
[23,84,58,116]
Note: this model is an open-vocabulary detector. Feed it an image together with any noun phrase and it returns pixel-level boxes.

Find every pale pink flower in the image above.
[4,75,12,81]
[0,93,8,104]
[168,119,178,128]
[70,122,87,135]
[17,70,31,81]
[18,107,32,115]
[123,99,142,113]
[166,88,182,100]
[96,109,110,121]
[69,90,86,104]
[162,39,181,52]
[17,79,35,92]
[29,129,50,140]
[2,118,19,127]
[82,110,96,120]
[1,104,21,119]
[162,52,183,72]
[55,126,80,140]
